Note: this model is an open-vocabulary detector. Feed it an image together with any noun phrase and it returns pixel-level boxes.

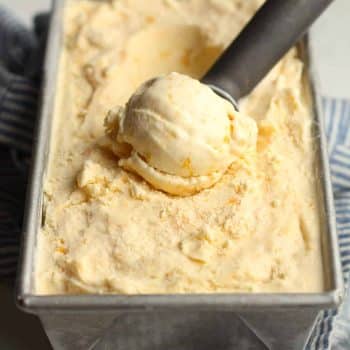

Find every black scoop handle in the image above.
[203,0,334,100]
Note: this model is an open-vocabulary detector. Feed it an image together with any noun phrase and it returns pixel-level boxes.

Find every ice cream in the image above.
[35,0,324,294]
[103,72,257,195]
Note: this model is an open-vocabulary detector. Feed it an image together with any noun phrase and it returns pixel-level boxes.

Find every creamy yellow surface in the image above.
[35,0,324,294]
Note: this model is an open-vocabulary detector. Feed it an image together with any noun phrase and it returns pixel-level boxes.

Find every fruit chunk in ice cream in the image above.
[103,72,257,196]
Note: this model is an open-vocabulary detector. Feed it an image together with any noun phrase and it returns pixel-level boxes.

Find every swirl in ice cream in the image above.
[104,72,257,196]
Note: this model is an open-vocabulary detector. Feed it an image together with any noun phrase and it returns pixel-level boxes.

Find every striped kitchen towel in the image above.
[0,6,42,276]
[0,5,349,350]
[306,99,350,350]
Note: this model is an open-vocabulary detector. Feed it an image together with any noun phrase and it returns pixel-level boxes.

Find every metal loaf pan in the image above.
[16,1,344,349]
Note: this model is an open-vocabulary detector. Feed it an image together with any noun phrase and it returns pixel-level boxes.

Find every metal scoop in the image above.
[203,0,334,108]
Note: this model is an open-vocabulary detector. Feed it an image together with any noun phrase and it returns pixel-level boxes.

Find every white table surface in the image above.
[0,1,349,349]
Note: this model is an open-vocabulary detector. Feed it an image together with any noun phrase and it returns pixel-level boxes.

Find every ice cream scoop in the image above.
[104,72,257,196]
[203,0,333,102]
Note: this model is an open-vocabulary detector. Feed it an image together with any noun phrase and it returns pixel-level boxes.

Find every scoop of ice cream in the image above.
[104,72,257,196]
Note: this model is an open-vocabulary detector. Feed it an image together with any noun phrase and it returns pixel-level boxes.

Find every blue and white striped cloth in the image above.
[0,7,40,277]
[306,99,350,350]
[0,6,349,350]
